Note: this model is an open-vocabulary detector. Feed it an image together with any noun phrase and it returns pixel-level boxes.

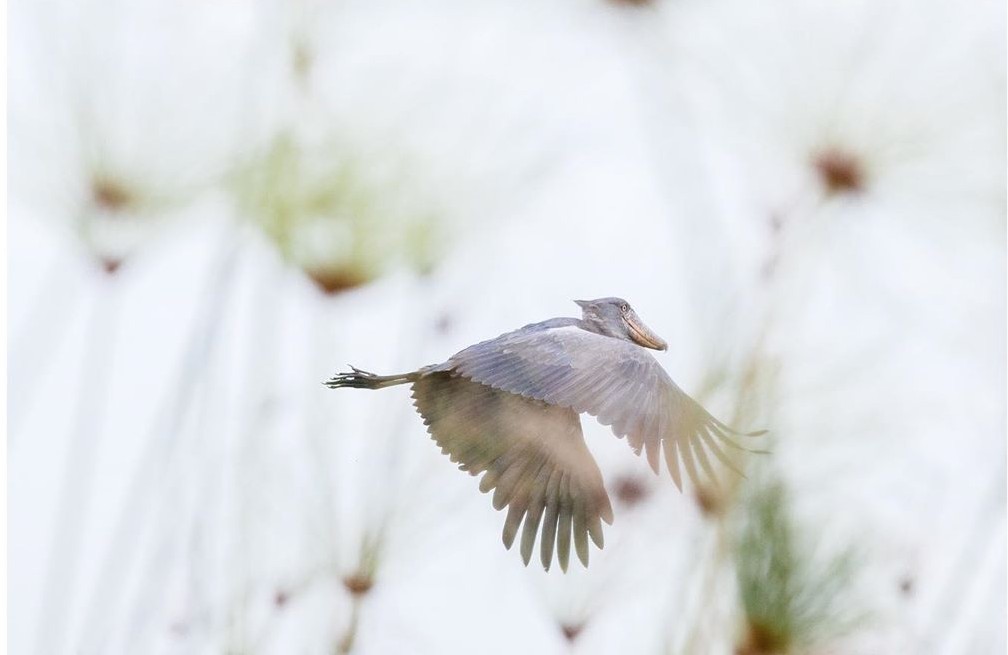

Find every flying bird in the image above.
[325,297,764,571]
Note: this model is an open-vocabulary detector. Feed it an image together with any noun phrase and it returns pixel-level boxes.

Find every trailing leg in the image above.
[323,366,417,390]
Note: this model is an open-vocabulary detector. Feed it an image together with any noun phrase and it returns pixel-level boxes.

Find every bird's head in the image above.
[574,298,668,351]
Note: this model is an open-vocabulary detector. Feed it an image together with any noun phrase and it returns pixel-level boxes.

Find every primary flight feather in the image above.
[324,297,764,571]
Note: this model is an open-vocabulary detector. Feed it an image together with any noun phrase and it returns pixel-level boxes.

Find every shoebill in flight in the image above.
[325,298,764,571]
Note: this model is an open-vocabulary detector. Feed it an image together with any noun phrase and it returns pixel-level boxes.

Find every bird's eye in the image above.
[620,304,628,313]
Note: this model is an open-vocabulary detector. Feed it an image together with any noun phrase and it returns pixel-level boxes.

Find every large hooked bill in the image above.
[624,310,667,351]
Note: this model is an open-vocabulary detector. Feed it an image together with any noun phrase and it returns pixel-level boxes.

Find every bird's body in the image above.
[325,298,763,571]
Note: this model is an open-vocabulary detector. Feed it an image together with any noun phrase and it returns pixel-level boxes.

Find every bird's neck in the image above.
[577,317,618,339]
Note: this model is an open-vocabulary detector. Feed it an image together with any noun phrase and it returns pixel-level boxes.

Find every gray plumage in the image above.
[325,297,764,571]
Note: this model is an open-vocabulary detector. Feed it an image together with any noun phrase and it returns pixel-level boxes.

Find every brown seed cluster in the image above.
[812,148,865,195]
[342,573,374,597]
[308,267,372,295]
[613,474,650,508]
[693,483,726,518]
[101,258,123,275]
[91,176,133,211]
[735,621,787,655]
[561,622,584,642]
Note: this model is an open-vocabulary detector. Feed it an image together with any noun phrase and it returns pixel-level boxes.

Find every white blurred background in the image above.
[8,0,1006,653]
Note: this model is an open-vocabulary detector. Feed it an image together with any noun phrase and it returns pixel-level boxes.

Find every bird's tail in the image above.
[323,366,418,390]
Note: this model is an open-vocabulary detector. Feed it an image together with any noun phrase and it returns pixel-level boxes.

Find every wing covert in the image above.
[449,326,760,490]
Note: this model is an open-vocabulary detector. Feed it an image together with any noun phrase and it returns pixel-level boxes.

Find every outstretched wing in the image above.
[448,325,761,490]
[412,372,613,571]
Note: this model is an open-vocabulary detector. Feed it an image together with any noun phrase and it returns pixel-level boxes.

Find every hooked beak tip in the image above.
[625,315,668,351]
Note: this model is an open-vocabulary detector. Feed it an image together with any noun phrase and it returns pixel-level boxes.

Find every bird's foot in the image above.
[323,366,380,389]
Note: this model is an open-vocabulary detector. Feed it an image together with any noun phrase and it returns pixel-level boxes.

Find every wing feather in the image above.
[449,325,758,490]
[573,495,590,567]
[556,476,573,573]
[412,372,612,570]
[539,470,562,570]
